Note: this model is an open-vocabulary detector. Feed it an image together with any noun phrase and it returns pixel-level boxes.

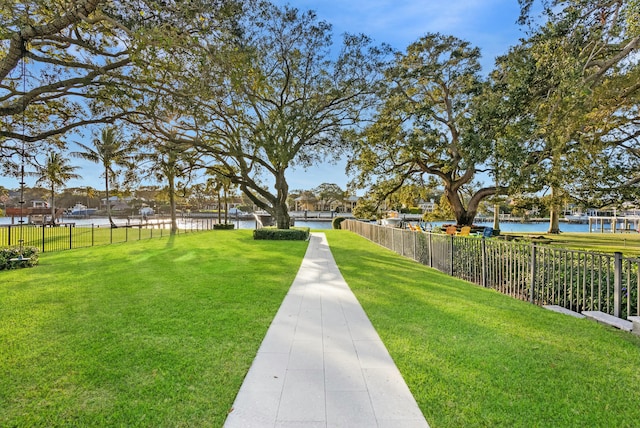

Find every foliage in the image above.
[313,183,345,211]
[351,33,498,227]
[253,227,310,241]
[423,194,455,222]
[213,223,235,230]
[331,216,346,229]
[34,151,80,224]
[352,196,379,220]
[186,2,387,229]
[0,246,38,270]
[496,0,640,232]
[72,127,132,227]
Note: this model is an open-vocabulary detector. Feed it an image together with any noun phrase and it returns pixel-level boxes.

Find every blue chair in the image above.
[482,227,494,238]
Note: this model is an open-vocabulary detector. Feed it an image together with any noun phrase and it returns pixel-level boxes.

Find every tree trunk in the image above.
[445,187,475,227]
[547,185,561,234]
[168,174,177,235]
[217,189,222,224]
[274,202,291,229]
[548,205,561,234]
[50,186,56,225]
[224,188,228,224]
[273,169,291,229]
[105,173,116,228]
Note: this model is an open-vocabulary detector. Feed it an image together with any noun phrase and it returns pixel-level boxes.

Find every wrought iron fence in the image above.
[343,220,640,320]
[0,219,213,253]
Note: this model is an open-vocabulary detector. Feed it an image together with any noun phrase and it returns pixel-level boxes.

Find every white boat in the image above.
[564,214,588,223]
[139,206,155,216]
[381,210,403,227]
[69,203,97,216]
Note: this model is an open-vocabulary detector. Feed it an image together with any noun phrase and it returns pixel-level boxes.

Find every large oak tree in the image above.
[187,2,386,228]
[351,33,497,227]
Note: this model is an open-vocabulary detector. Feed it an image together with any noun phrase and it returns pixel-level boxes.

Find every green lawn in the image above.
[325,230,640,427]
[0,230,308,427]
[509,231,640,256]
[3,229,640,427]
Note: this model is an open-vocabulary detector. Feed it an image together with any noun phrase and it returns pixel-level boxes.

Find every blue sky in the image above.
[2,1,527,194]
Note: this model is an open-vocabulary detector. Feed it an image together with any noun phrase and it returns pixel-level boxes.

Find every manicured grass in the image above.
[325,230,640,427]
[1,224,181,252]
[510,231,640,256]
[0,230,307,427]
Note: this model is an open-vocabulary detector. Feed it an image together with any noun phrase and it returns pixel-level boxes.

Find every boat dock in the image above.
[588,216,640,233]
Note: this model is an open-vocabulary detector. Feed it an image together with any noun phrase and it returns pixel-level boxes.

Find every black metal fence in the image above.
[0,219,214,253]
[343,220,640,320]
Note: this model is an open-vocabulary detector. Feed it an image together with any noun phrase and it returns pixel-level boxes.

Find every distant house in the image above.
[418,199,436,213]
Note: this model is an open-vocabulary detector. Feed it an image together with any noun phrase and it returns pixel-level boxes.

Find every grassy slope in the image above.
[325,230,640,427]
[511,231,640,256]
[0,230,307,427]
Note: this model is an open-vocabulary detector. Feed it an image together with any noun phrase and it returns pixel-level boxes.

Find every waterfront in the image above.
[1,215,636,233]
[0,215,334,230]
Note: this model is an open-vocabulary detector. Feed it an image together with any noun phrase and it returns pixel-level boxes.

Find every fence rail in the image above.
[0,219,214,253]
[343,220,639,320]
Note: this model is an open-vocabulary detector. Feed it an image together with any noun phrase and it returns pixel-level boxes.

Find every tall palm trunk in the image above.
[50,185,56,225]
[105,174,116,228]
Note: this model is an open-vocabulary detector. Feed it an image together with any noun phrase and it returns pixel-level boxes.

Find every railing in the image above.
[343,220,640,320]
[0,219,213,253]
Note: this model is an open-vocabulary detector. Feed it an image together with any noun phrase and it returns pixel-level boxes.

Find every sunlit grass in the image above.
[512,231,640,256]
[0,230,307,427]
[326,230,640,427]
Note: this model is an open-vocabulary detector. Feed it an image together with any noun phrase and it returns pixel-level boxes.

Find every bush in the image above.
[253,227,310,241]
[213,223,235,230]
[0,246,39,270]
[332,216,347,229]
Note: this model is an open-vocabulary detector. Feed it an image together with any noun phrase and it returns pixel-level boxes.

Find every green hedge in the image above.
[213,223,235,230]
[253,227,310,241]
[0,246,39,270]
[332,216,347,229]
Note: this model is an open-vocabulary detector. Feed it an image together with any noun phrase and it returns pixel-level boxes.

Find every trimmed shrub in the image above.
[332,216,347,229]
[253,227,310,241]
[0,246,39,270]
[213,223,235,230]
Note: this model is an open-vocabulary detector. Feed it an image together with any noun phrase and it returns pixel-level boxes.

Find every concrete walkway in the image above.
[224,233,429,428]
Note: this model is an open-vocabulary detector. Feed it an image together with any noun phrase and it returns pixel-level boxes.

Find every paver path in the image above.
[224,233,429,427]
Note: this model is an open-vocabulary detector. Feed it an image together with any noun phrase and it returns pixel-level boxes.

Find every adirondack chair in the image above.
[458,226,471,236]
[482,227,494,238]
[445,225,458,235]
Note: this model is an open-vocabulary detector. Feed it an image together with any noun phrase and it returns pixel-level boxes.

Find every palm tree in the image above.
[35,152,80,225]
[72,127,130,227]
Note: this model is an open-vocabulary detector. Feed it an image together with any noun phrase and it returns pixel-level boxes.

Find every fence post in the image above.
[42,226,45,253]
[614,251,623,318]
[450,235,455,276]
[428,232,433,268]
[481,237,487,287]
[69,224,72,250]
[530,243,537,304]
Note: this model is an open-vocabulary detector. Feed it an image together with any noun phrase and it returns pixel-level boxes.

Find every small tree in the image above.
[72,127,131,228]
[35,152,80,225]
